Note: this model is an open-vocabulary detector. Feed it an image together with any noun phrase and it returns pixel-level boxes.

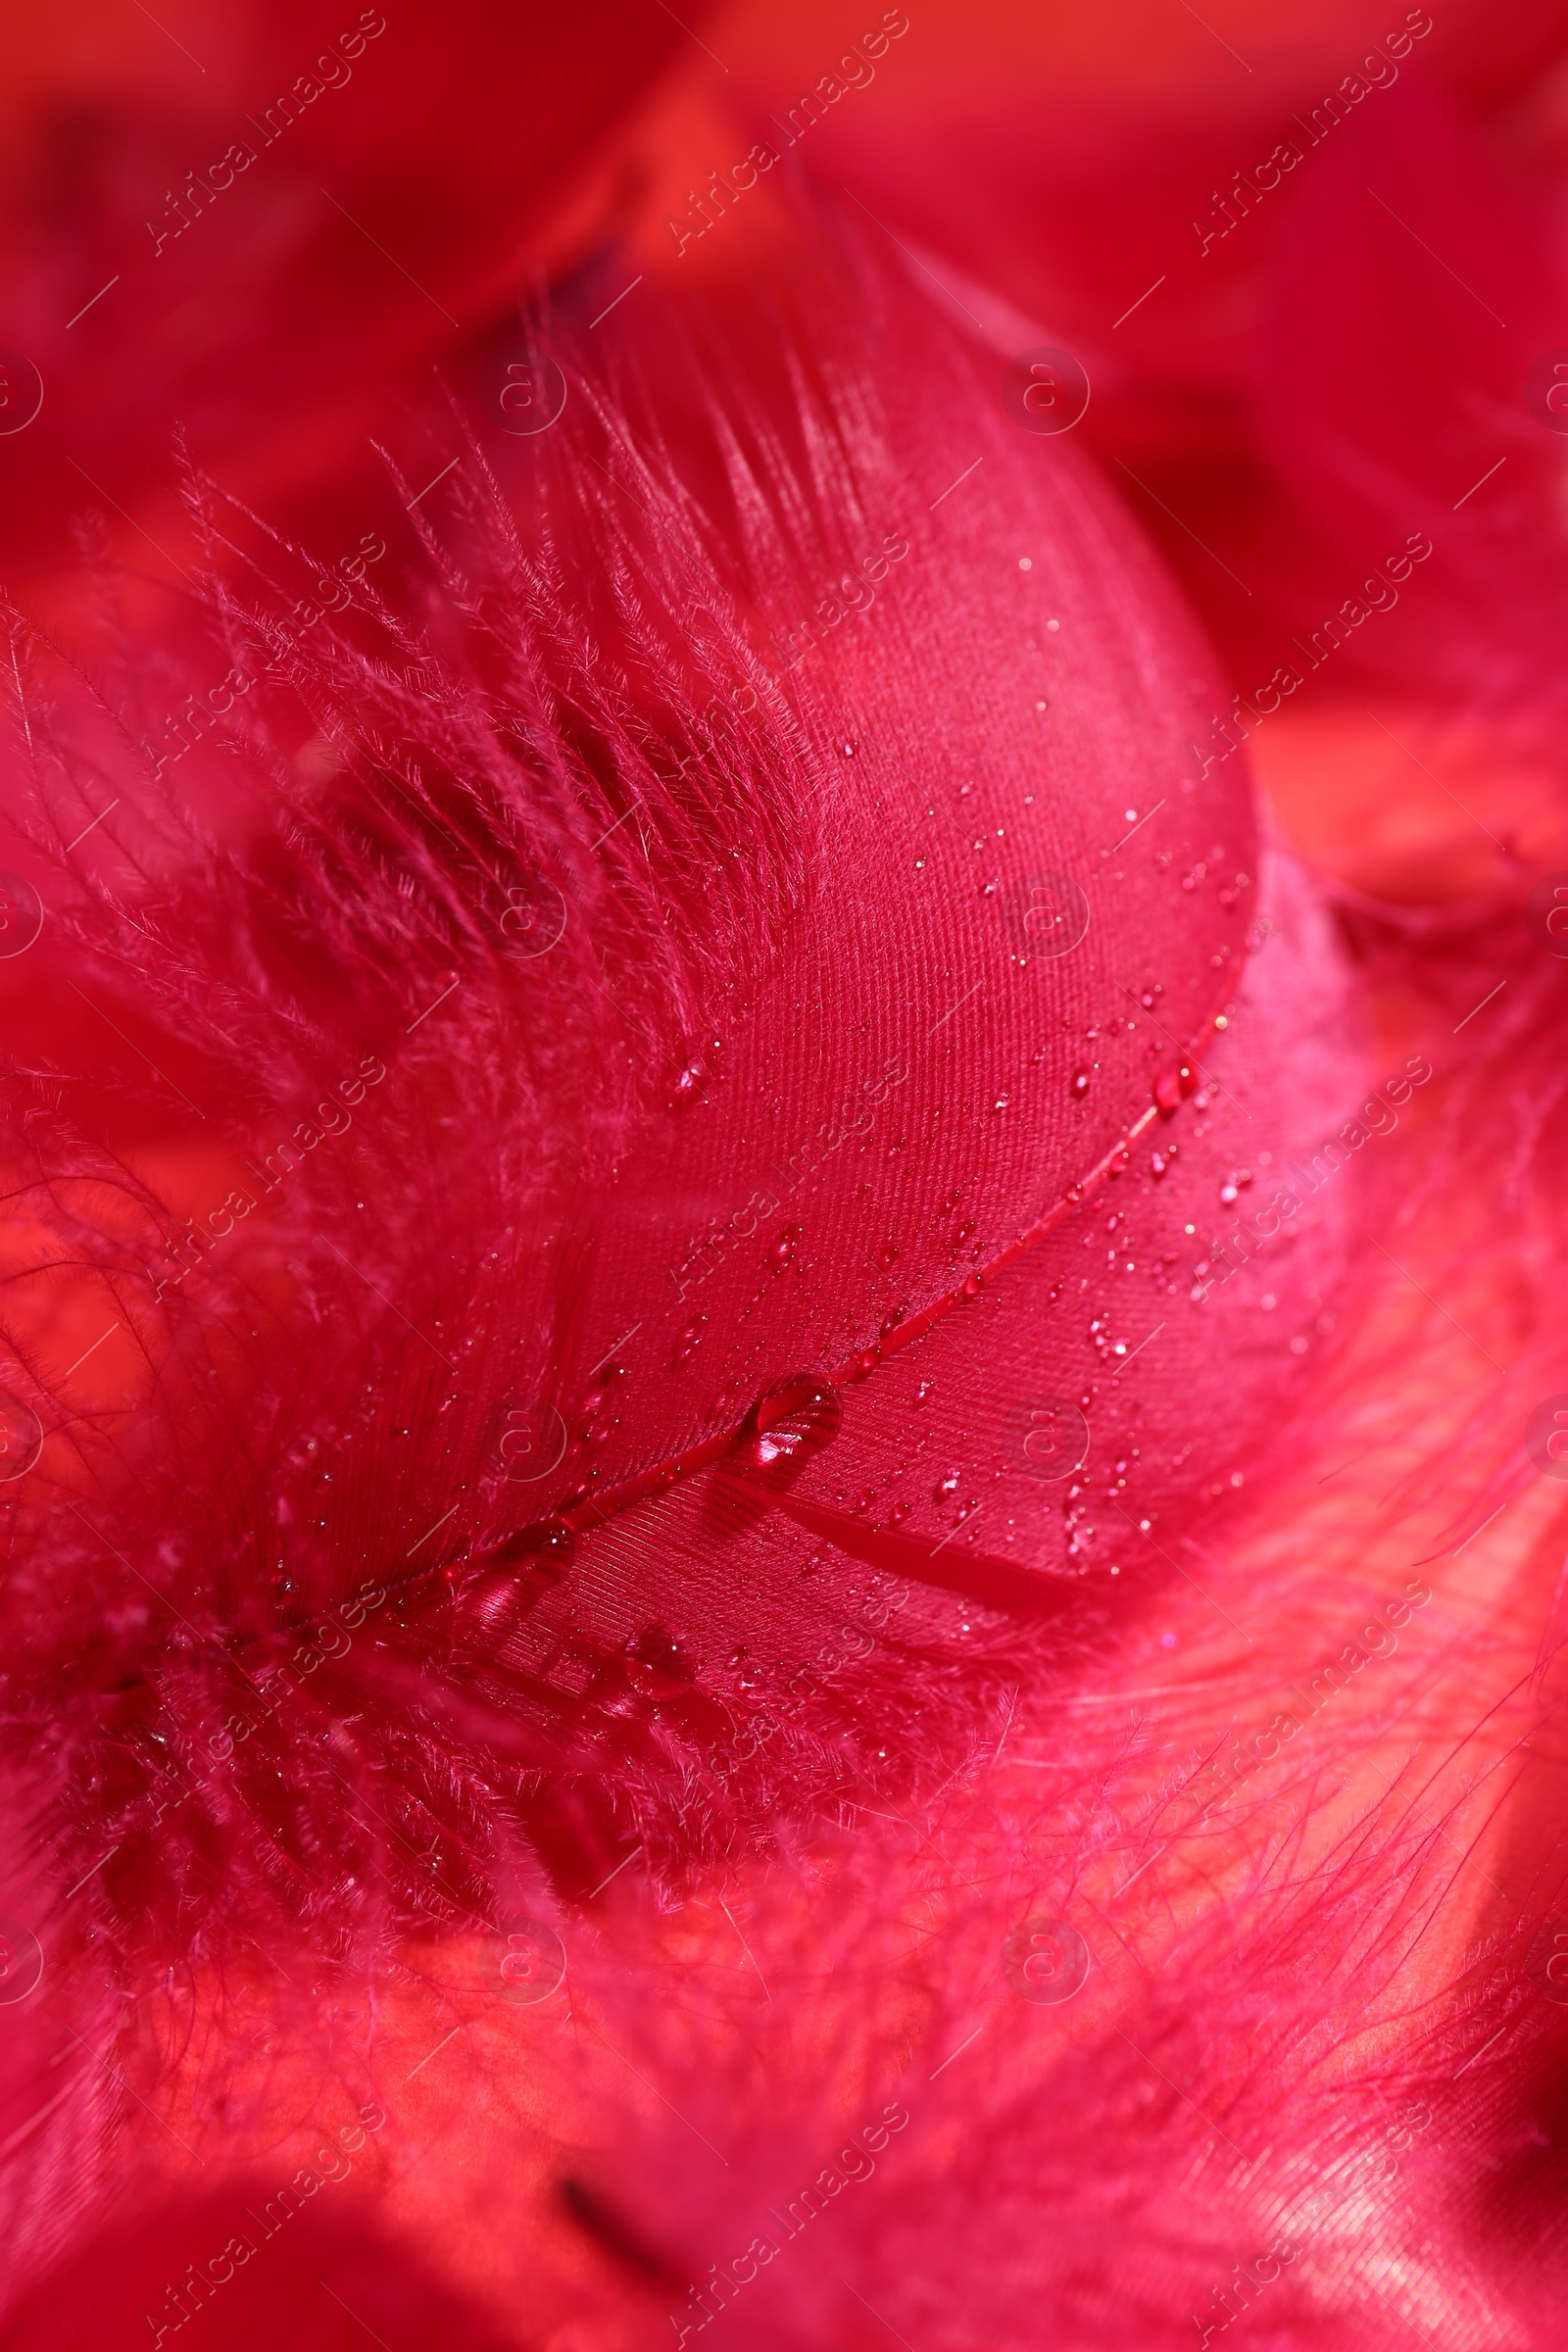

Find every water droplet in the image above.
[936,1468,961,1498]
[667,1057,709,1112]
[878,1241,900,1270]
[1065,1183,1084,1205]
[961,1272,983,1299]
[1070,1068,1091,1099]
[624,1626,699,1701]
[729,1375,843,1485]
[771,1225,799,1267]
[840,738,859,758]
[500,1518,576,1568]
[454,1521,574,1647]
[679,1317,707,1357]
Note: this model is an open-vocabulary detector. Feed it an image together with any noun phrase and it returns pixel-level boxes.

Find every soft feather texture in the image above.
[0,224,1377,2322]
[1,38,1566,2350]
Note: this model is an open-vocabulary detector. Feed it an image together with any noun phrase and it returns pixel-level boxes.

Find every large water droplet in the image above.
[498,1518,576,1570]
[729,1375,843,1486]
[454,1520,574,1650]
[667,1056,710,1112]
[624,1625,699,1701]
